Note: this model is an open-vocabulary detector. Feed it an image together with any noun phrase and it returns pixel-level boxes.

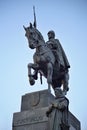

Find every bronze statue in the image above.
[46,88,69,130]
[23,7,70,95]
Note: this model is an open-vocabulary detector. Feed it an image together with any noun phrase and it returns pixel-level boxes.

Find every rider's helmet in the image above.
[47,30,55,39]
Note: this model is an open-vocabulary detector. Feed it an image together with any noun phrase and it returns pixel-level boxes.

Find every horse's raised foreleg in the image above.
[47,62,53,92]
[27,63,39,85]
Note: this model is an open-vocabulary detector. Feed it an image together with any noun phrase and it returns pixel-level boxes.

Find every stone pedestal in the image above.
[12,89,81,130]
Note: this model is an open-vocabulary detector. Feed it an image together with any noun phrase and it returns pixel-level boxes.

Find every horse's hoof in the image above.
[47,78,52,84]
[29,77,35,85]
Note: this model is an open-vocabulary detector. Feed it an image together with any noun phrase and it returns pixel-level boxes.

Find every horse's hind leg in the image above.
[47,62,53,91]
[63,72,69,95]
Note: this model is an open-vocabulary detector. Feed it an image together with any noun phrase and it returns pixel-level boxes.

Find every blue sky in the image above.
[0,0,87,130]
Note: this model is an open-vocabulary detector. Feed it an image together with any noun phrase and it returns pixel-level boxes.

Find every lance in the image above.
[33,6,37,28]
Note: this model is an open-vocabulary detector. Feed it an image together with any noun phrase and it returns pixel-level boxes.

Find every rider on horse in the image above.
[46,30,70,94]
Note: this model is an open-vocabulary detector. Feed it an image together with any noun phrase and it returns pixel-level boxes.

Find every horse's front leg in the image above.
[47,62,53,92]
[27,63,39,85]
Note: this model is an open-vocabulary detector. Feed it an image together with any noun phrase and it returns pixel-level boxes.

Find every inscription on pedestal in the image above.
[14,115,47,126]
[13,107,48,127]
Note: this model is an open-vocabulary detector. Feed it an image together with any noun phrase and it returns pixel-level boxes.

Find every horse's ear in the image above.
[30,23,32,28]
[23,25,27,31]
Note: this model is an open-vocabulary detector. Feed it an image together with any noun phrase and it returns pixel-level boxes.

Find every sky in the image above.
[0,0,87,130]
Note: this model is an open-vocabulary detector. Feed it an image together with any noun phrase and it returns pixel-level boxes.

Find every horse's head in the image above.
[23,23,45,49]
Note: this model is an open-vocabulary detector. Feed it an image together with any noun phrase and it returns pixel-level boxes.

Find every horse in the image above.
[23,23,69,94]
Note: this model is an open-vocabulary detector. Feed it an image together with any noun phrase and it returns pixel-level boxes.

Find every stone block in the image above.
[21,89,54,111]
[13,107,48,130]
[12,89,81,130]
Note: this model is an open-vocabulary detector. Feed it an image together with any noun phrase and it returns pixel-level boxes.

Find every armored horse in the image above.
[23,23,69,94]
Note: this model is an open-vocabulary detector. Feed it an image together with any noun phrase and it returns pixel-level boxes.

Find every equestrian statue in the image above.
[23,7,70,95]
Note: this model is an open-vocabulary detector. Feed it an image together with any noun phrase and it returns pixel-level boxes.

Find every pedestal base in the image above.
[12,89,81,130]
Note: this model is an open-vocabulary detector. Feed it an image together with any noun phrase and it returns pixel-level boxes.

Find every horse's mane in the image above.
[34,27,45,43]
